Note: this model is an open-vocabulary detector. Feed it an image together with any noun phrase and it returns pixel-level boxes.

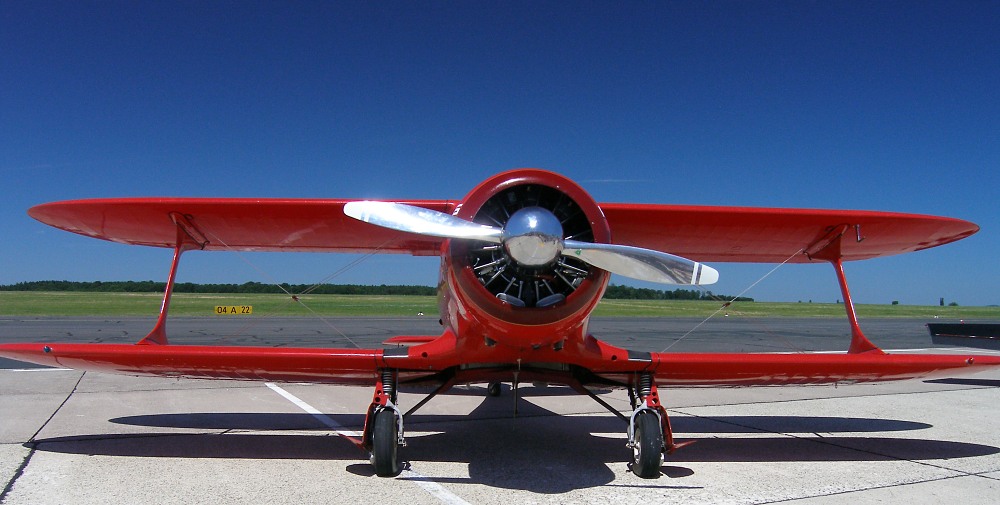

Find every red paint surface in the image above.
[28,196,976,263]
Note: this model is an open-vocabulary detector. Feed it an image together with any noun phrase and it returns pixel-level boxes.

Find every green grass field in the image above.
[0,292,437,317]
[1,291,998,319]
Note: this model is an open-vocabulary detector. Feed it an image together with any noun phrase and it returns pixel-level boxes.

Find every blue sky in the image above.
[2,1,998,306]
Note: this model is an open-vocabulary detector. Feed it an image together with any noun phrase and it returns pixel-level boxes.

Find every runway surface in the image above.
[2,317,1000,504]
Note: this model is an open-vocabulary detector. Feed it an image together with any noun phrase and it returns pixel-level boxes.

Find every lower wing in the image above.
[647,351,1000,386]
[3,342,998,387]
[0,343,383,385]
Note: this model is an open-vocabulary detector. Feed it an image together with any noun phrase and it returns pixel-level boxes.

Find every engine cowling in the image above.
[441,169,611,349]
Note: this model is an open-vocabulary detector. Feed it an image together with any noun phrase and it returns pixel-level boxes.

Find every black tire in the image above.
[487,382,502,397]
[372,409,401,477]
[631,411,663,478]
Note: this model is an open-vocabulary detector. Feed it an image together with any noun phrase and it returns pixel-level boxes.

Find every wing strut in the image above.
[805,225,883,354]
[136,213,208,345]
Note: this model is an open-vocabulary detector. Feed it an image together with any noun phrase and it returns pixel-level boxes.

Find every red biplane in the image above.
[1,168,996,478]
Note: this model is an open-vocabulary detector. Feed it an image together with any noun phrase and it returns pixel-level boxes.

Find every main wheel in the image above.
[371,409,401,477]
[487,382,502,397]
[631,411,663,478]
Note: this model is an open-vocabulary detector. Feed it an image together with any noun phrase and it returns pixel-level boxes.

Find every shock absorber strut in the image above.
[637,372,653,399]
[381,369,397,404]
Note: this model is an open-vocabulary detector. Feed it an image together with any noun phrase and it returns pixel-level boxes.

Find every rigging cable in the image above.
[198,227,398,349]
[660,247,805,353]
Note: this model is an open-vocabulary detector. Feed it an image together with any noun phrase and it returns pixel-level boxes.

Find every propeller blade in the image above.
[344,201,503,243]
[563,240,719,285]
[344,201,718,285]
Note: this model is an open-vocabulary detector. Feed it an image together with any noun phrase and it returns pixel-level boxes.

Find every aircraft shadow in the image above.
[924,378,1000,388]
[27,397,997,493]
[107,412,932,435]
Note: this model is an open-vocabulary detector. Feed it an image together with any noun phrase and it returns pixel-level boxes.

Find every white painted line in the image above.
[265,381,360,437]
[265,382,471,505]
[6,368,74,372]
[399,472,473,505]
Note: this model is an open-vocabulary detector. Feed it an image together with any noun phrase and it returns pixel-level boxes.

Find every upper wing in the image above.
[29,198,456,255]
[601,203,979,262]
[30,198,977,262]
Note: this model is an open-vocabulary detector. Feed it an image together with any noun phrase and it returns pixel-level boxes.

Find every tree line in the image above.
[0,280,436,296]
[603,284,753,302]
[0,280,752,302]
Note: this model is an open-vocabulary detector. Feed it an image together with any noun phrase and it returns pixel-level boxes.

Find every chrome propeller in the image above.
[344,201,718,285]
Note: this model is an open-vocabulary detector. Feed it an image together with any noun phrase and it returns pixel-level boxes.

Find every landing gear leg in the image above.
[362,370,404,477]
[627,373,687,478]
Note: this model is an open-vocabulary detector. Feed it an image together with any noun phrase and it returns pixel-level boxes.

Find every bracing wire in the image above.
[198,227,398,349]
[659,248,806,353]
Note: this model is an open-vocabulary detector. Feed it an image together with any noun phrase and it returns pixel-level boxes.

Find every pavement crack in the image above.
[755,473,970,504]
[0,446,36,504]
[67,383,261,394]
[969,470,1000,482]
[27,372,86,443]
[1,372,85,503]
